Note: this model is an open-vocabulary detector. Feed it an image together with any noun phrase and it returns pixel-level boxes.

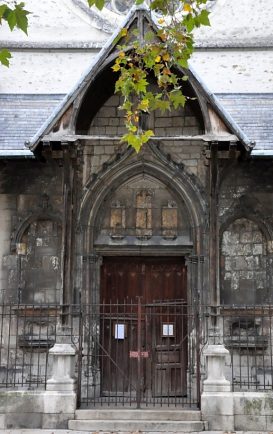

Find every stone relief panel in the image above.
[135,189,153,240]
[220,218,268,305]
[94,175,192,247]
[110,201,126,239]
[162,201,178,240]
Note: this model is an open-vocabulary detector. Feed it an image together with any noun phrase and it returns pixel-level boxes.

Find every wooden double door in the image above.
[100,257,188,400]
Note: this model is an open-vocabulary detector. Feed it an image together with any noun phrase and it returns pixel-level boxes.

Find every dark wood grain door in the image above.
[100,257,187,398]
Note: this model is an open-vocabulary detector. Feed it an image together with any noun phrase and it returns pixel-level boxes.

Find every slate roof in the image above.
[218,94,273,156]
[27,5,252,151]
[0,94,63,154]
[0,93,273,156]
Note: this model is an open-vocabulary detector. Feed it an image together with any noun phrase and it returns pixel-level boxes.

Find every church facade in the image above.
[0,0,273,430]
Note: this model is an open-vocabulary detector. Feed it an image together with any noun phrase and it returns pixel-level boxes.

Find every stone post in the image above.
[43,334,77,429]
[46,343,76,392]
[201,344,234,431]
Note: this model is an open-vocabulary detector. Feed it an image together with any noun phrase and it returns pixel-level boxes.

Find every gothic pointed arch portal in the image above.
[78,146,207,304]
[77,150,207,406]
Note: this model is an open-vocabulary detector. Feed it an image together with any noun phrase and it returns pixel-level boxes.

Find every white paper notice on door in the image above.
[114,323,125,339]
[162,323,174,337]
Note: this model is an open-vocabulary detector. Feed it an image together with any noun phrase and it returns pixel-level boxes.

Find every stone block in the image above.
[155,117,171,128]
[0,391,44,413]
[43,391,76,414]
[42,412,74,429]
[2,255,17,270]
[105,95,120,106]
[184,116,198,127]
[165,127,181,135]
[253,243,263,254]
[109,118,119,126]
[5,412,42,429]
[91,156,100,166]
[234,392,273,416]
[184,159,197,166]
[105,126,117,135]
[235,414,267,431]
[94,145,105,155]
[202,391,234,415]
[91,126,105,134]
[266,414,273,429]
[104,145,115,155]
[267,240,273,253]
[183,126,199,135]
[0,195,16,211]
[94,117,109,127]
[188,166,198,176]
[117,126,127,134]
[207,414,234,431]
[0,414,5,429]
[189,153,200,159]
[172,117,184,127]
[99,107,116,117]
[234,256,248,269]
[240,231,253,243]
[154,127,166,135]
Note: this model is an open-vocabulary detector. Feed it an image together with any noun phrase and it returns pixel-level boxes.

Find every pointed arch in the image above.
[78,143,208,255]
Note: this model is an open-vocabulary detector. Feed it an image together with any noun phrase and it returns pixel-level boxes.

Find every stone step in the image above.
[75,409,202,421]
[68,419,205,432]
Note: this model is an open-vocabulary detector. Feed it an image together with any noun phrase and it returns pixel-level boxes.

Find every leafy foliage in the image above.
[0,2,30,66]
[89,0,210,151]
[0,0,210,152]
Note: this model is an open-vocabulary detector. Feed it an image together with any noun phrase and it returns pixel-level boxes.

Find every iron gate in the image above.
[78,299,203,408]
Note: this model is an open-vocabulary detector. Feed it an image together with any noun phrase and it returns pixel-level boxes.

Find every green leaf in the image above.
[198,9,210,26]
[121,130,154,153]
[154,99,170,113]
[0,4,7,20]
[177,57,188,69]
[95,0,105,10]
[0,48,12,67]
[87,0,98,6]
[7,10,16,31]
[87,0,105,9]
[14,3,30,35]
[170,90,186,109]
[134,77,148,94]
[3,3,30,34]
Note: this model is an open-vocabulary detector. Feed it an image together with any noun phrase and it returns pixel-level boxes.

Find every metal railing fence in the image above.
[0,302,272,402]
[221,305,273,391]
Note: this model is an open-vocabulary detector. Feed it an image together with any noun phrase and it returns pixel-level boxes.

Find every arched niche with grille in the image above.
[220,218,269,305]
[16,219,62,304]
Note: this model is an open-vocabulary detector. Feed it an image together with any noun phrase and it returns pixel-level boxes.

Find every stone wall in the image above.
[84,94,206,185]
[219,159,273,306]
[0,160,63,304]
[221,218,268,304]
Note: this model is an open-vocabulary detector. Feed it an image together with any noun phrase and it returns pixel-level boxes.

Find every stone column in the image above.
[201,344,234,431]
[43,338,77,429]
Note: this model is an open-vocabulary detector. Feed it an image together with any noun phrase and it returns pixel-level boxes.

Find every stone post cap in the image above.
[49,343,76,356]
[203,343,230,357]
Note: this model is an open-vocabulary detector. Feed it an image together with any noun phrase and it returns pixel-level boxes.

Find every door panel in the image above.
[100,257,187,398]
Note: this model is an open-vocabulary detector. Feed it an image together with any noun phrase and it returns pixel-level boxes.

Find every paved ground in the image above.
[0,431,270,434]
